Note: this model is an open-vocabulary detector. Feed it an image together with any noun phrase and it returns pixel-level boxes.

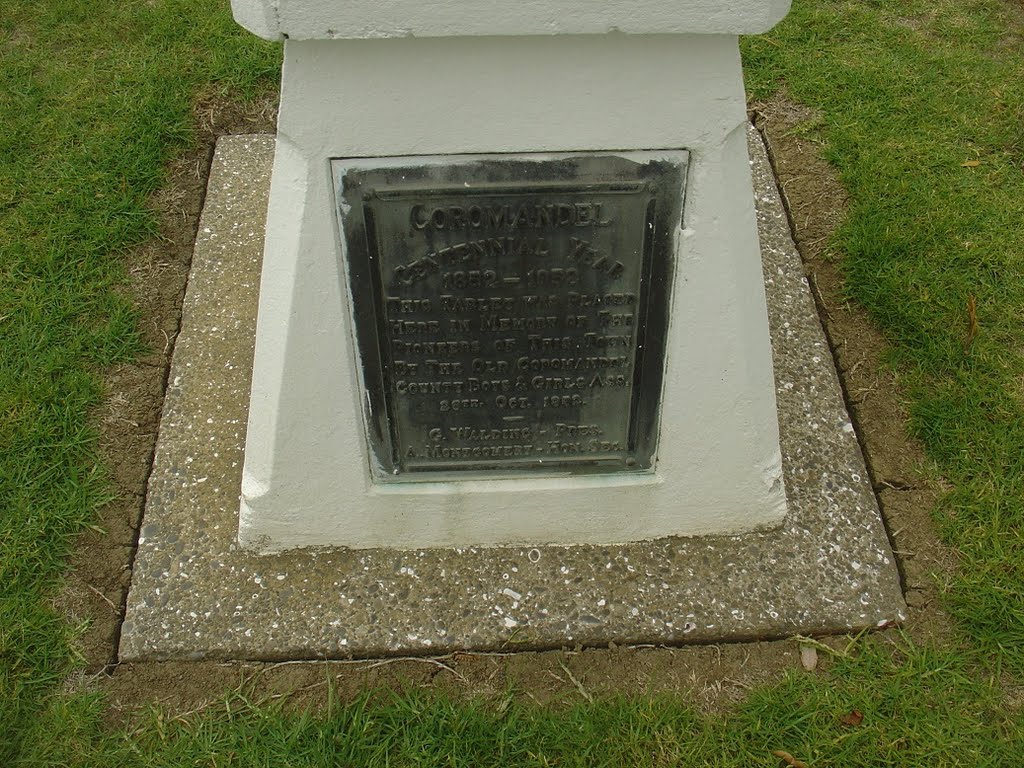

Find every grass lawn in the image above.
[2,0,1023,765]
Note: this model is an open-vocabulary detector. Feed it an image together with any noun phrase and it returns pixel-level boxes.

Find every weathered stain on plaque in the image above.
[333,152,688,480]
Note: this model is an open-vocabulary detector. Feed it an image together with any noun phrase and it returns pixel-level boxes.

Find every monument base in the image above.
[119,129,905,661]
[240,34,789,551]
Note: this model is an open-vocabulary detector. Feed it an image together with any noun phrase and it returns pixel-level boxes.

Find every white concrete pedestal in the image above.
[232,1,793,551]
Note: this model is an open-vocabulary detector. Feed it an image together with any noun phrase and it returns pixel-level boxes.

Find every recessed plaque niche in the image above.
[333,152,688,480]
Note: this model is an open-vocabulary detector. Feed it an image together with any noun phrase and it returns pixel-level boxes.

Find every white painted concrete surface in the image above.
[231,0,792,40]
[233,25,790,551]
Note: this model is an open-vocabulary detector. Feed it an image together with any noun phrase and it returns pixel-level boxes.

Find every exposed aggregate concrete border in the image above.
[120,129,905,661]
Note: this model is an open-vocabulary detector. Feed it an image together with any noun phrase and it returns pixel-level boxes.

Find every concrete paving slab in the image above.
[120,130,905,661]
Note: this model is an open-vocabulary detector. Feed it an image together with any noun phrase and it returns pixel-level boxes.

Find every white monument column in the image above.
[231,0,793,551]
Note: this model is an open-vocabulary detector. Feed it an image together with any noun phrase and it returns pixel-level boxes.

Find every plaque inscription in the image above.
[333,152,688,480]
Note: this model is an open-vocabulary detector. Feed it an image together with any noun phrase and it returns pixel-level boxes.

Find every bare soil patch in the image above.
[64,90,961,721]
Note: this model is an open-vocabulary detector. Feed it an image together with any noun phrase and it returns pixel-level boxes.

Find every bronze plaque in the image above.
[333,152,688,480]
